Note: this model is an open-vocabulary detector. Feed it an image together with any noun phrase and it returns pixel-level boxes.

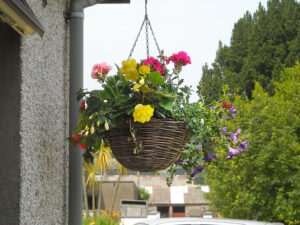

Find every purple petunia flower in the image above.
[222,127,228,134]
[203,152,218,161]
[227,146,240,159]
[227,141,249,159]
[195,143,202,153]
[230,128,241,143]
[223,116,230,119]
[231,107,237,118]
[191,165,206,177]
[237,141,248,152]
[209,106,216,109]
[174,159,183,165]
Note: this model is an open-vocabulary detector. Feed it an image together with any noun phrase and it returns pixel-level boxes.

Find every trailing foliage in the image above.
[205,63,300,225]
[198,0,300,103]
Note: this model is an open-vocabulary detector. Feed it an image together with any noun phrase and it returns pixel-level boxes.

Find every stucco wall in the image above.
[19,0,69,224]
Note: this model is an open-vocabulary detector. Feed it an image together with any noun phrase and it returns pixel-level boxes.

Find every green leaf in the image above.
[159,98,173,112]
[148,71,165,85]
[140,86,155,93]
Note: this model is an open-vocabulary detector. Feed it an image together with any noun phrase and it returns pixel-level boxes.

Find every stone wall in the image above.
[19,1,70,224]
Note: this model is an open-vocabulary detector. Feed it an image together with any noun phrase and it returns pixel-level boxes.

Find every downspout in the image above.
[69,0,84,225]
[69,1,130,224]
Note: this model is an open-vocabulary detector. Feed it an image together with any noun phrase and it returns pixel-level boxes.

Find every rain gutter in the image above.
[69,1,130,224]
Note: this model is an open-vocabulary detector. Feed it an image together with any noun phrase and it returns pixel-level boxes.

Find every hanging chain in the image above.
[129,18,146,58]
[145,17,150,58]
[128,0,161,59]
[148,20,161,55]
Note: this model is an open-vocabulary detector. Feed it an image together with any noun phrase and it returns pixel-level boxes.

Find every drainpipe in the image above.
[69,0,84,224]
[69,1,130,224]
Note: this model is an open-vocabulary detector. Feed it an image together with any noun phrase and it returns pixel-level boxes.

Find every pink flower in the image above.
[166,51,191,68]
[141,57,167,76]
[91,62,112,79]
[100,62,112,75]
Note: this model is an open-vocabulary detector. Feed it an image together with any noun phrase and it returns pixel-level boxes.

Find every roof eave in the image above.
[0,0,44,36]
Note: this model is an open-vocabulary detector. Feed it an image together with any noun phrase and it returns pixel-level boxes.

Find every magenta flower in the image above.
[166,51,191,68]
[142,57,166,76]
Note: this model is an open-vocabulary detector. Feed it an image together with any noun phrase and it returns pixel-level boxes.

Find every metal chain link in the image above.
[129,18,146,58]
[145,16,150,58]
[148,19,161,55]
[128,0,161,59]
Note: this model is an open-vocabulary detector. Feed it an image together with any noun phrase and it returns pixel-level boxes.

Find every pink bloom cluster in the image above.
[166,51,191,68]
[91,62,112,79]
[141,57,167,76]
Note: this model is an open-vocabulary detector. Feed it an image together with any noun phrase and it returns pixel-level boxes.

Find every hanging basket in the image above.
[108,118,190,172]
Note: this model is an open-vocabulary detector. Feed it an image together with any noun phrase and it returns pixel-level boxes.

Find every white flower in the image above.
[200,118,204,125]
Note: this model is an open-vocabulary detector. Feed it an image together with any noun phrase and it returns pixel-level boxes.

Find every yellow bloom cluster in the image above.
[133,104,154,123]
[139,65,151,75]
[119,58,139,81]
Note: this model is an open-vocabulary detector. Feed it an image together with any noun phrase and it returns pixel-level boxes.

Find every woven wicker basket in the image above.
[108,118,189,172]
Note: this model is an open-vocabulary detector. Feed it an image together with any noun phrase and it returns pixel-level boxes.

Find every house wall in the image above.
[0,23,22,225]
[88,181,138,211]
[106,175,210,217]
[18,1,70,224]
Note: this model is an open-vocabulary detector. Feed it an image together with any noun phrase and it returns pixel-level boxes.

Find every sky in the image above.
[84,0,269,102]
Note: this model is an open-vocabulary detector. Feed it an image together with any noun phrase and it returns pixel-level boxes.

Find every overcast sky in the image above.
[84,0,269,102]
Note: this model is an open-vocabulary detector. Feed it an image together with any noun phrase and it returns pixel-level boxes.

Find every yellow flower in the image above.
[125,69,139,82]
[119,58,139,82]
[139,78,145,85]
[139,65,151,75]
[133,83,141,92]
[90,221,95,225]
[133,104,154,123]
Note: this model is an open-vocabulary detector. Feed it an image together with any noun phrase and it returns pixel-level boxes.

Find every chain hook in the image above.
[145,0,148,16]
[128,0,161,59]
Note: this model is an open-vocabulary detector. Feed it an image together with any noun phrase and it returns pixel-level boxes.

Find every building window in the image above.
[157,206,169,218]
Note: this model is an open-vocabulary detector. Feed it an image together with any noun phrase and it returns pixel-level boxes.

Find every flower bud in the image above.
[104,120,109,131]
[133,83,140,92]
[90,123,95,134]
[139,78,145,85]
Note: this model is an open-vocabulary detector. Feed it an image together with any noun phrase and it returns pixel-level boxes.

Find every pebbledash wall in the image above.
[0,0,70,224]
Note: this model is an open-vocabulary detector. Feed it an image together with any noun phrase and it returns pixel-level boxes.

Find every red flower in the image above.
[208,141,216,146]
[222,102,231,110]
[72,134,82,142]
[81,100,85,110]
[72,134,86,149]
[77,143,86,149]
